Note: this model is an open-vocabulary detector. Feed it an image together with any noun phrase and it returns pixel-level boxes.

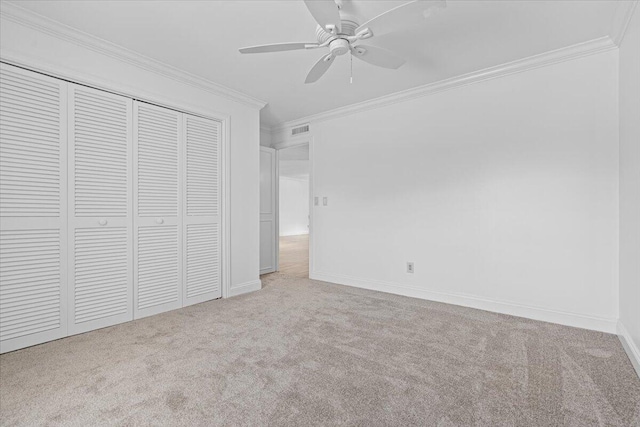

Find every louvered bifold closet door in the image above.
[0,63,68,353]
[68,84,133,335]
[133,102,182,318]
[183,115,221,306]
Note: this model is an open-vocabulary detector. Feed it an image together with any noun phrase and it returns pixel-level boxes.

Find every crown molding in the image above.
[272,36,616,132]
[0,1,267,110]
[610,0,638,46]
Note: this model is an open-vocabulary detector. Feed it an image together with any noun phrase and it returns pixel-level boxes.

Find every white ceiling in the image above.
[11,0,622,128]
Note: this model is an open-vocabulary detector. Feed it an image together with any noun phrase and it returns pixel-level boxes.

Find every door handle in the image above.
[98,219,108,226]
[156,218,164,224]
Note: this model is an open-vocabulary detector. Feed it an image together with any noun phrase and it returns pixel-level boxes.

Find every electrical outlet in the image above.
[323,197,328,206]
[407,262,414,273]
[314,196,319,206]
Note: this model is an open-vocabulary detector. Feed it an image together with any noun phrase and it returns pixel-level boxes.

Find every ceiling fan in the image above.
[238,0,446,83]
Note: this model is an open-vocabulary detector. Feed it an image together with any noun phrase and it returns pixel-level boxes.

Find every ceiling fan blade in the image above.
[351,45,406,69]
[305,53,335,84]
[239,42,319,54]
[355,0,446,38]
[304,0,341,34]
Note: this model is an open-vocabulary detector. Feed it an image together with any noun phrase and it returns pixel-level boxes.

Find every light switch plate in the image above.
[323,197,328,206]
[314,196,319,206]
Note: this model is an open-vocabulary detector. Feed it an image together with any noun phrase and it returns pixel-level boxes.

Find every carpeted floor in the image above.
[1,274,639,426]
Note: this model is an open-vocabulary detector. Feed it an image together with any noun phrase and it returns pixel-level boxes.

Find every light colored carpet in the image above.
[1,274,639,426]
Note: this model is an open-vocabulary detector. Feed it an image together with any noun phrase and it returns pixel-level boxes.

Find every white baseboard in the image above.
[228,279,262,297]
[310,272,618,334]
[618,321,640,378]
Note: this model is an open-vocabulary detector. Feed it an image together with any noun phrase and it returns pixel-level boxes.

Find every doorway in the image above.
[277,143,310,278]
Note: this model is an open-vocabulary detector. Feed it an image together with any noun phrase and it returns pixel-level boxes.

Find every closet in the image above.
[0,63,222,353]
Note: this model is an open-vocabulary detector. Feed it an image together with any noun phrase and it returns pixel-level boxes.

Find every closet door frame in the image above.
[218,116,231,300]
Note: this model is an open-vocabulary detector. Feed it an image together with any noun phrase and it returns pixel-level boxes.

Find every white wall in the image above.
[309,50,620,332]
[260,127,272,147]
[618,5,640,373]
[279,176,309,236]
[0,16,262,294]
[279,160,310,179]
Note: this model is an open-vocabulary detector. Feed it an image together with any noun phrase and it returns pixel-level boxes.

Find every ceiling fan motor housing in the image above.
[316,17,359,57]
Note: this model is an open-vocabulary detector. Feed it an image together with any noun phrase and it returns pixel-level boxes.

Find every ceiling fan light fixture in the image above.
[329,39,350,56]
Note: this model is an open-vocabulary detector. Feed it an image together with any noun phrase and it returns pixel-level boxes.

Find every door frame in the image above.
[273,137,314,276]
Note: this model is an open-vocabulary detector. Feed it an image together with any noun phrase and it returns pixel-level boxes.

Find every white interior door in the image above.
[67,84,133,335]
[0,63,68,353]
[133,102,182,318]
[259,146,277,274]
[182,114,221,306]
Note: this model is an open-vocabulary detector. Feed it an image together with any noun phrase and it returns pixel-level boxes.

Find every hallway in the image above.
[277,234,309,278]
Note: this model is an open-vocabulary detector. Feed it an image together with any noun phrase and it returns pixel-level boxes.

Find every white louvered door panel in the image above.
[133,102,181,318]
[0,63,68,353]
[183,115,221,306]
[68,84,133,335]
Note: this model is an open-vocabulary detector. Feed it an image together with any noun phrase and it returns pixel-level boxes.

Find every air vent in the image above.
[291,124,309,136]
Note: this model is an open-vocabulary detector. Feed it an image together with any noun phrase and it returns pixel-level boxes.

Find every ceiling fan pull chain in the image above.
[350,51,353,84]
